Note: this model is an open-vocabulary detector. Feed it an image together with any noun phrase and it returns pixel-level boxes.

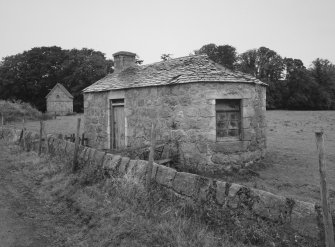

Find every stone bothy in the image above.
[83,51,267,172]
[46,83,73,115]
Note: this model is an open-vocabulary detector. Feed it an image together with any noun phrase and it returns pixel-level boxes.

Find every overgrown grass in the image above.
[21,150,320,247]
[24,152,251,247]
[0,100,43,122]
[0,138,321,247]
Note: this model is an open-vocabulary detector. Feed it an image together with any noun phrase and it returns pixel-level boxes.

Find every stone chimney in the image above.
[113,51,136,72]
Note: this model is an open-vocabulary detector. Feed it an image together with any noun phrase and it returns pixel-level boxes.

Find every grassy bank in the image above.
[0,100,43,123]
[7,144,315,247]
[29,155,249,246]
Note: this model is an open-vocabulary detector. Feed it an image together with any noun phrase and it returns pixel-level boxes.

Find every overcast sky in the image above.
[0,0,334,66]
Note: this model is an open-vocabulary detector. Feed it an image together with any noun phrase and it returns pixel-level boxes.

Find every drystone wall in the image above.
[0,127,325,241]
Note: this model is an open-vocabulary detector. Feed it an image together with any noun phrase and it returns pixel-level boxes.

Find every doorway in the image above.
[110,99,125,149]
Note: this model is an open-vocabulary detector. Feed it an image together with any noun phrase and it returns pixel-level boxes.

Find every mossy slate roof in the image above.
[83,54,265,93]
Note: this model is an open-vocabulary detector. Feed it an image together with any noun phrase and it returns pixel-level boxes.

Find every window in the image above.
[216,99,241,141]
[111,98,124,105]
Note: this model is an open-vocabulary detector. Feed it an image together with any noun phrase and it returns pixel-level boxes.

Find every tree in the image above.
[310,59,335,88]
[59,48,114,112]
[284,58,305,80]
[237,47,284,82]
[216,45,237,70]
[309,58,335,109]
[236,49,258,77]
[283,58,316,109]
[0,46,113,112]
[266,80,289,109]
[0,46,68,110]
[237,47,285,109]
[195,43,237,69]
[195,43,217,60]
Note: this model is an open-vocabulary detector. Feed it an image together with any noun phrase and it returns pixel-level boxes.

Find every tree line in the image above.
[0,45,334,112]
[194,44,335,110]
[0,46,113,112]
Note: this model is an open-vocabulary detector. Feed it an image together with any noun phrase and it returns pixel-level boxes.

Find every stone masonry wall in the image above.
[46,86,73,115]
[0,126,325,241]
[84,82,266,173]
[47,101,73,115]
[84,92,109,149]
[124,82,266,172]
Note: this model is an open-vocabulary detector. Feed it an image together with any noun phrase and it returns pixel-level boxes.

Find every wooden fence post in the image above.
[38,120,44,155]
[73,118,81,172]
[0,113,3,139]
[81,133,85,146]
[146,122,156,190]
[43,119,48,154]
[19,128,24,146]
[21,128,26,150]
[315,131,335,247]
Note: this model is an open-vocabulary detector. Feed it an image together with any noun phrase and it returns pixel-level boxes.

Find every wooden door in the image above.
[112,105,125,149]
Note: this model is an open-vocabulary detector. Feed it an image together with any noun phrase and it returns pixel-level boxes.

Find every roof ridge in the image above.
[141,54,208,68]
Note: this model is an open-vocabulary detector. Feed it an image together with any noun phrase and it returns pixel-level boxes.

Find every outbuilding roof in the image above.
[83,54,265,93]
[46,83,73,99]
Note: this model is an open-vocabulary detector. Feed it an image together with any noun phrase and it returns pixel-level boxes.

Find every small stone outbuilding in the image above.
[83,51,267,172]
[46,83,73,115]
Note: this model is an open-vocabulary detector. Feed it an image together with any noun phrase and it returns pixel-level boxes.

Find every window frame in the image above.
[215,99,242,142]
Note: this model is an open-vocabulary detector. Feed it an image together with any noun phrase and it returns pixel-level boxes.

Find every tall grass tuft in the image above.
[0,100,42,122]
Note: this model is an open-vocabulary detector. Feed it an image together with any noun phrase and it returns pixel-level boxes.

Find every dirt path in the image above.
[0,140,61,247]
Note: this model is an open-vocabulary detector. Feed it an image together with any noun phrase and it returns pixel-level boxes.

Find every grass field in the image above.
[8,114,85,136]
[8,110,335,203]
[241,110,335,204]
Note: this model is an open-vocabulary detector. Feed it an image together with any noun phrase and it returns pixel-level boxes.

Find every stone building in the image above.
[46,83,73,115]
[83,51,267,172]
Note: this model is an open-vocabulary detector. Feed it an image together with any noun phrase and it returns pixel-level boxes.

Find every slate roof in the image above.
[83,54,265,93]
[46,83,73,99]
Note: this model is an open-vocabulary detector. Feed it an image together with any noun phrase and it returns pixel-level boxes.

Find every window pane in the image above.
[217,122,227,129]
[228,129,239,137]
[217,130,227,138]
[217,112,226,120]
[229,120,239,129]
[229,112,239,120]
